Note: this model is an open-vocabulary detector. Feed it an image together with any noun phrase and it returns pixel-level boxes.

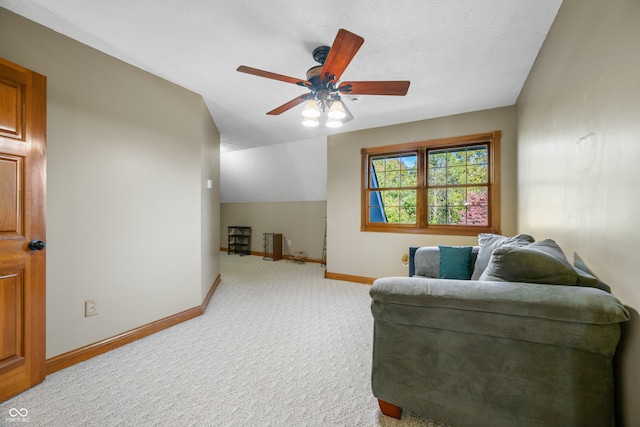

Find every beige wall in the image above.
[220,201,326,259]
[515,0,639,425]
[0,9,220,358]
[327,106,517,279]
[200,100,221,300]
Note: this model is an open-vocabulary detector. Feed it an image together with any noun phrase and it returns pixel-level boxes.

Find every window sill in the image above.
[361,224,501,236]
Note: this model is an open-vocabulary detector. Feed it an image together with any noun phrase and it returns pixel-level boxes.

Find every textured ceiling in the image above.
[1,0,562,152]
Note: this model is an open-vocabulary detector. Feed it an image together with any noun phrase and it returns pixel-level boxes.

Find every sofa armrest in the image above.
[372,276,628,324]
[371,276,629,356]
[408,246,419,277]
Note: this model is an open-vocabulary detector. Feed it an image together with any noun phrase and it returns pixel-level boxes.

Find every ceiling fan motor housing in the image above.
[312,45,330,64]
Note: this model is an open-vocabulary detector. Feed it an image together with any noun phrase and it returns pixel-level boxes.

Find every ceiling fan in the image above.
[236,29,410,128]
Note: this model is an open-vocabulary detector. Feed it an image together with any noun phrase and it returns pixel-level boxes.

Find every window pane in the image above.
[447,187,466,206]
[383,206,400,223]
[368,190,385,222]
[428,150,447,168]
[399,154,417,187]
[468,145,488,165]
[447,166,467,185]
[466,206,489,225]
[370,158,383,187]
[447,207,465,225]
[468,164,488,184]
[399,154,417,170]
[467,186,488,205]
[466,187,488,225]
[446,148,466,166]
[372,158,386,171]
[401,168,417,186]
[397,189,417,223]
[427,186,490,226]
[428,167,446,185]
[369,190,383,207]
[369,189,417,224]
[428,206,447,224]
[384,190,400,207]
[399,189,416,205]
[371,153,417,189]
[370,164,381,188]
[373,172,383,187]
[379,168,393,187]
[400,207,417,223]
[369,207,385,222]
[428,188,447,207]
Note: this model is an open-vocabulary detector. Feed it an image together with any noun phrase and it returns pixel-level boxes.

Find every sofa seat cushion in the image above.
[370,277,630,356]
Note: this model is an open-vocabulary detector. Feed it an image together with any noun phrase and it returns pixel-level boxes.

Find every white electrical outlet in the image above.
[288,240,292,246]
[85,299,98,317]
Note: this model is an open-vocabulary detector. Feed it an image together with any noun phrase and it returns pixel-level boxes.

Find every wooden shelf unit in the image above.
[228,226,251,256]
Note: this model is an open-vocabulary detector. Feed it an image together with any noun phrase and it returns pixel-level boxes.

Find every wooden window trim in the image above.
[361,131,501,236]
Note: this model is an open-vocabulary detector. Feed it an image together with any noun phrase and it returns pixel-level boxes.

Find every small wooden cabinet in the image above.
[228,226,251,256]
[262,233,282,261]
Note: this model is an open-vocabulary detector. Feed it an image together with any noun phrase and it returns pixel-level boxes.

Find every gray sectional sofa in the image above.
[370,234,629,427]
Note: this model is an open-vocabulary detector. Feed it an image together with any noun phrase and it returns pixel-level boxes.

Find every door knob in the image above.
[28,240,46,251]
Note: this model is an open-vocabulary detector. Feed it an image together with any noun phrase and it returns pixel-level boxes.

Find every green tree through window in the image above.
[369,153,417,224]
[427,145,488,226]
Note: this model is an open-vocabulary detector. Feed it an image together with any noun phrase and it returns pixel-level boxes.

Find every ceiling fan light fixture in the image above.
[325,118,343,128]
[302,117,320,127]
[328,99,346,119]
[237,29,410,130]
[302,100,321,118]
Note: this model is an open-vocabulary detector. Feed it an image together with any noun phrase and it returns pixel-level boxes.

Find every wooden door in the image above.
[0,57,47,402]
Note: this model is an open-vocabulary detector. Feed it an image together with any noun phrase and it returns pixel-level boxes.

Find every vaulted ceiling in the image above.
[1,0,562,152]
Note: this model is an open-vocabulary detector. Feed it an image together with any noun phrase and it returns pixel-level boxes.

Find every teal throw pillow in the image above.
[439,246,473,280]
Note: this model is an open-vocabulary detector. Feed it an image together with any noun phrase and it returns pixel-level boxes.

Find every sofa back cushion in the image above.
[471,233,535,280]
[479,239,579,285]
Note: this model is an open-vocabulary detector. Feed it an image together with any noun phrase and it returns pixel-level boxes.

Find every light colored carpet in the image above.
[1,253,450,426]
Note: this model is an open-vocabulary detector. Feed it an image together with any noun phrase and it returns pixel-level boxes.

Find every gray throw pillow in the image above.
[479,239,579,285]
[470,233,535,280]
[574,267,600,289]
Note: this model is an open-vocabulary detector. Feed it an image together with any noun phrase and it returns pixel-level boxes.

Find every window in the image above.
[427,145,489,226]
[368,153,418,224]
[361,131,501,235]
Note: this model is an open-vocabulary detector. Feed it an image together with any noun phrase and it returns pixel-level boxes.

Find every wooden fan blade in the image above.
[267,94,310,115]
[321,29,364,83]
[237,66,310,86]
[338,81,410,96]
